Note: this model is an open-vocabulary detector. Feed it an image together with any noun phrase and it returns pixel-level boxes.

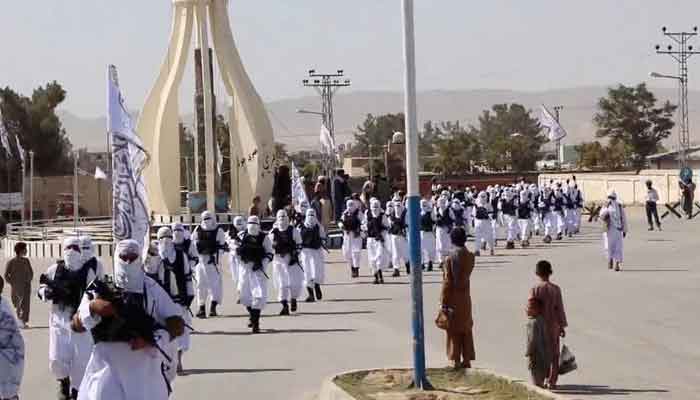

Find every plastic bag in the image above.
[559,343,578,375]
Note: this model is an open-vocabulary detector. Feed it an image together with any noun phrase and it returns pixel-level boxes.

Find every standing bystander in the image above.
[645,180,662,231]
[3,242,33,328]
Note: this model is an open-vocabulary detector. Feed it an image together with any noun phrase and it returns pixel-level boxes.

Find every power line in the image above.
[654,26,700,168]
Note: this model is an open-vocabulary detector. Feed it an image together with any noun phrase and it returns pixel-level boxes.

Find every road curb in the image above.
[318,367,569,400]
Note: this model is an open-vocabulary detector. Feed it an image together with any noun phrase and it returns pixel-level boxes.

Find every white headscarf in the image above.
[201,211,217,231]
[114,239,145,293]
[420,199,431,213]
[247,216,261,236]
[157,226,175,263]
[63,237,83,271]
[171,222,186,244]
[79,236,94,263]
[233,216,246,232]
[304,209,318,228]
[276,209,290,231]
[369,198,382,217]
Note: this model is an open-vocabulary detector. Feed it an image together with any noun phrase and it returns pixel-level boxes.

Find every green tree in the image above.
[474,103,545,172]
[432,121,481,175]
[575,140,627,171]
[0,82,74,177]
[593,83,676,171]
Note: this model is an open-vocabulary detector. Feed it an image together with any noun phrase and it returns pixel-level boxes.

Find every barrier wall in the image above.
[539,170,698,205]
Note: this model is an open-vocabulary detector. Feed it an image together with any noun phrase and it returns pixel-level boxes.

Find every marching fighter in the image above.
[234,216,274,333]
[388,198,409,276]
[339,199,364,278]
[300,209,327,302]
[499,188,519,249]
[155,225,195,375]
[73,239,185,400]
[600,190,628,271]
[517,189,533,247]
[363,198,390,284]
[473,191,495,256]
[191,211,228,318]
[435,196,454,268]
[419,199,438,271]
[269,210,304,315]
[38,237,101,400]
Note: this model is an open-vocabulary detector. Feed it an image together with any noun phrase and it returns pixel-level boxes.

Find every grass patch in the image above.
[334,368,552,400]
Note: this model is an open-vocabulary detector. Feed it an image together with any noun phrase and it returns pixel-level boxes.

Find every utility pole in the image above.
[655,26,700,168]
[553,105,564,169]
[29,150,34,225]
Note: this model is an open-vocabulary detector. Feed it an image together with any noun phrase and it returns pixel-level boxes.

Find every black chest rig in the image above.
[195,227,219,255]
[48,260,96,311]
[162,243,191,302]
[389,209,407,236]
[342,209,361,235]
[272,226,296,255]
[300,225,322,249]
[238,233,268,265]
[501,199,516,215]
[366,212,386,240]
[420,212,435,232]
[436,208,453,228]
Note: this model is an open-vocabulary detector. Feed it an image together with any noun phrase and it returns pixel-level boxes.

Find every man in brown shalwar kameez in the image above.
[440,227,475,369]
[529,260,568,389]
[3,242,33,328]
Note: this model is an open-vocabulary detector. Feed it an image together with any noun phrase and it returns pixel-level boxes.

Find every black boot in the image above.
[427,261,433,272]
[439,262,444,270]
[209,301,218,317]
[378,270,385,284]
[279,300,290,316]
[196,305,207,319]
[373,273,380,284]
[251,309,261,333]
[305,287,316,302]
[57,377,70,400]
[71,388,78,400]
[177,350,184,376]
[405,262,411,275]
[392,269,400,277]
[291,298,298,312]
[246,306,253,327]
[314,283,323,300]
[353,267,360,278]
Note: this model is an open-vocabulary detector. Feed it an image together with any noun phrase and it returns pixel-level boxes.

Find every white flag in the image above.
[319,123,336,156]
[94,166,108,180]
[108,65,150,249]
[0,106,11,158]
[291,162,308,213]
[539,105,567,141]
[216,139,223,176]
[15,135,25,167]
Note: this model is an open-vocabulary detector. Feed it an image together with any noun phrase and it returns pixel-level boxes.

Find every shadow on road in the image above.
[193,328,356,336]
[298,310,375,316]
[324,298,392,302]
[622,268,689,272]
[182,368,293,376]
[554,384,669,396]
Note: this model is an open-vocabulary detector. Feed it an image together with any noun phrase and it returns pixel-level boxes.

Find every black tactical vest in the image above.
[453,208,465,226]
[162,247,189,301]
[389,209,407,236]
[300,225,322,249]
[238,233,267,264]
[501,199,516,216]
[272,226,295,255]
[366,213,386,240]
[420,212,435,232]
[90,285,163,345]
[195,228,219,255]
[342,209,361,234]
[52,260,96,311]
[475,206,490,220]
[436,209,453,227]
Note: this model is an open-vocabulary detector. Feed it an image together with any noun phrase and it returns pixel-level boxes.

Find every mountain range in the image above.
[59,86,700,153]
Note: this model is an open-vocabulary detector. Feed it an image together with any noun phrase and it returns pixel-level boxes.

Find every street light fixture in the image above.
[296,109,324,117]
[649,71,684,82]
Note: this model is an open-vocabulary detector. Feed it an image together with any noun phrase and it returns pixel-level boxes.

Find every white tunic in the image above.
[77,278,182,400]
[0,297,24,398]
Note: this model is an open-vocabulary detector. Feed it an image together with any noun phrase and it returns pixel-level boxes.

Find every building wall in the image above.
[28,175,112,219]
[653,158,700,171]
[540,170,699,205]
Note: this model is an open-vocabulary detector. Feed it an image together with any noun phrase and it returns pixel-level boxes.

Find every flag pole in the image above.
[402,0,432,390]
[29,151,34,225]
[73,151,79,233]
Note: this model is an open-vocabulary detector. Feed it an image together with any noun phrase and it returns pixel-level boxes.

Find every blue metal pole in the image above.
[402,0,431,389]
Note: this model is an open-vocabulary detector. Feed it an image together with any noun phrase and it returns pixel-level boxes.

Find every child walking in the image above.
[525,297,551,388]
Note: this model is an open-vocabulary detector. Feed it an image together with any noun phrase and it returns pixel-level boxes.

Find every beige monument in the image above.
[137,0,274,215]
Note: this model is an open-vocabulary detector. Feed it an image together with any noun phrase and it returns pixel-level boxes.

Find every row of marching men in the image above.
[338,180,585,281]
[34,207,329,400]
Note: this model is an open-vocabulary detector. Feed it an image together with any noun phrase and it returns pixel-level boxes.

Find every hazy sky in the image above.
[2,1,700,117]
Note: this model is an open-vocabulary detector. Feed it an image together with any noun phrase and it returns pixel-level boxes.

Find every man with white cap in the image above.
[156,225,195,375]
[191,211,228,318]
[300,209,327,302]
[79,236,106,281]
[339,199,364,278]
[419,199,438,271]
[269,210,303,315]
[435,195,455,269]
[599,190,628,271]
[473,191,495,256]
[363,198,390,284]
[388,198,409,276]
[74,239,185,400]
[234,216,274,333]
[227,216,247,301]
[38,237,101,400]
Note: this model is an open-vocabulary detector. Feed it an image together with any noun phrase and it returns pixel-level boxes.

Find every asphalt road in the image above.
[3,209,698,400]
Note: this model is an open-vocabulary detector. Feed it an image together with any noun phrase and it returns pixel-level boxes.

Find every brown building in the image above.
[647,146,700,170]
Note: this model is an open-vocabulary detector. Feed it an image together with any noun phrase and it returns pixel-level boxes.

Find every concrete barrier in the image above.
[540,169,699,206]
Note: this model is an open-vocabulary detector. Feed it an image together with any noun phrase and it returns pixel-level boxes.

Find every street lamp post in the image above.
[402,0,432,390]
